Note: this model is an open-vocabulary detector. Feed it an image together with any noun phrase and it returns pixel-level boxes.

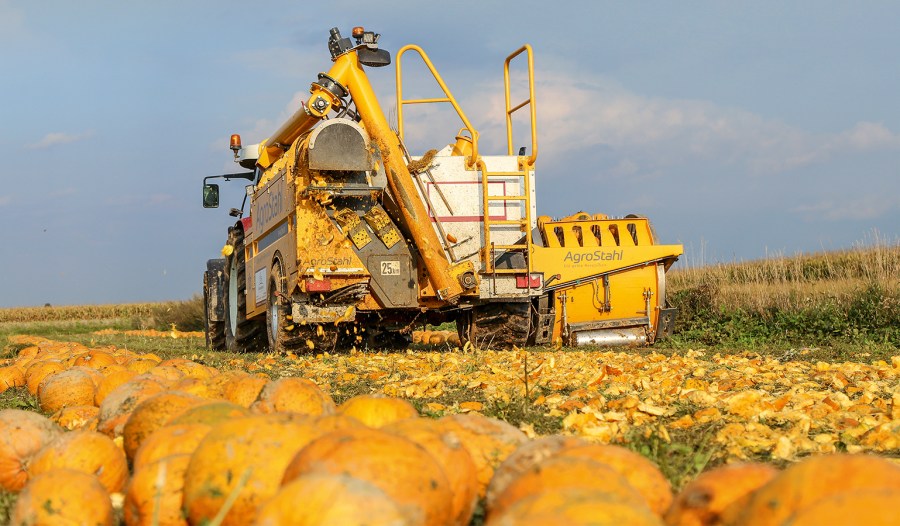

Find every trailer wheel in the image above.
[266,261,289,353]
[223,228,265,352]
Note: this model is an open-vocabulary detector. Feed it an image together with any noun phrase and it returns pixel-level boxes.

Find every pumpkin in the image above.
[50,405,100,431]
[122,391,206,460]
[24,359,66,395]
[222,374,268,407]
[10,469,113,526]
[487,455,649,519]
[250,377,337,416]
[256,473,408,526]
[144,365,185,383]
[282,426,454,526]
[385,417,479,526]
[124,454,191,526]
[132,423,212,472]
[486,434,587,509]
[556,443,673,516]
[0,409,62,491]
[123,358,159,374]
[166,401,251,427]
[733,453,900,526]
[0,366,26,393]
[664,462,779,526]
[337,393,419,428]
[183,413,361,526]
[486,486,664,526]
[157,358,216,380]
[37,367,98,413]
[96,375,166,438]
[73,349,118,369]
[29,430,128,493]
[782,489,900,526]
[94,368,139,405]
[435,413,528,497]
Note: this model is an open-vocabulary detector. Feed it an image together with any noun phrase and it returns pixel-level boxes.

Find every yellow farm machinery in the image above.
[201,27,682,352]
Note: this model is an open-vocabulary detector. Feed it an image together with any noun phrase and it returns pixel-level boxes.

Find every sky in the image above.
[1,1,898,307]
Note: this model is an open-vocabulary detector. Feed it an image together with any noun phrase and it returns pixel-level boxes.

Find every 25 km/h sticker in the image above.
[380,260,400,276]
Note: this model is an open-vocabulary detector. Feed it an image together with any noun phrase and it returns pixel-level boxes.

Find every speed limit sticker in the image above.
[381,261,400,276]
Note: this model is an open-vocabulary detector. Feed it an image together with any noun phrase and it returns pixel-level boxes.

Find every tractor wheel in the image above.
[461,302,533,349]
[202,263,226,352]
[266,261,289,354]
[223,228,265,353]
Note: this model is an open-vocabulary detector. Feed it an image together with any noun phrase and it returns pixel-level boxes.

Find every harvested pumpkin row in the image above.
[1,335,899,526]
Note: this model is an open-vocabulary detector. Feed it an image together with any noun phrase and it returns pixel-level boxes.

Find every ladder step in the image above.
[483,171,527,177]
[485,219,527,226]
[486,195,527,201]
[492,244,528,250]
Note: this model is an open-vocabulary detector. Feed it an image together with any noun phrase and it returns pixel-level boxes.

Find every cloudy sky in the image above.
[1,1,898,307]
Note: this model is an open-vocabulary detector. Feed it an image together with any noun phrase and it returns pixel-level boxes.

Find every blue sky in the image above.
[1,1,898,307]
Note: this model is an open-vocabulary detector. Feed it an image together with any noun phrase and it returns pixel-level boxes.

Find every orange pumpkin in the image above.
[157,358,216,379]
[734,453,900,526]
[124,454,191,526]
[435,413,528,497]
[144,365,185,383]
[282,426,454,526]
[37,367,98,413]
[132,423,212,472]
[256,473,408,526]
[94,368,138,406]
[123,358,159,374]
[384,417,479,526]
[250,377,337,416]
[665,462,779,526]
[29,430,128,493]
[337,393,419,427]
[183,413,362,526]
[122,391,206,461]
[166,401,251,427]
[96,375,166,438]
[782,489,900,526]
[556,444,673,516]
[73,349,118,369]
[11,469,113,526]
[0,366,25,393]
[222,374,268,407]
[0,409,62,491]
[486,434,587,509]
[50,405,100,431]
[24,359,66,395]
[487,455,649,519]
[486,486,664,526]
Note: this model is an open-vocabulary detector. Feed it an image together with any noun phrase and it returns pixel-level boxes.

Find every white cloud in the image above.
[0,195,10,207]
[27,131,93,150]
[453,63,900,180]
[794,195,900,222]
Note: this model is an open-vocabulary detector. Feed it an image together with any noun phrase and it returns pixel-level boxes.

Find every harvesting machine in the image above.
[201,27,683,352]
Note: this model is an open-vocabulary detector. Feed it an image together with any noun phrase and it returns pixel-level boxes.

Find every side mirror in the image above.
[203,183,220,208]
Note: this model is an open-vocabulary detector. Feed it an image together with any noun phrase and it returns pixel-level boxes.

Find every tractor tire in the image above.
[203,261,226,352]
[223,228,265,353]
[266,260,289,354]
[459,302,533,349]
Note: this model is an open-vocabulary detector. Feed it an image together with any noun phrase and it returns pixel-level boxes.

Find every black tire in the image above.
[266,261,289,354]
[224,228,265,353]
[464,302,533,349]
[203,266,226,352]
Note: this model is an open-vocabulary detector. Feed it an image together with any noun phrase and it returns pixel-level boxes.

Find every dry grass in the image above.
[669,236,900,313]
